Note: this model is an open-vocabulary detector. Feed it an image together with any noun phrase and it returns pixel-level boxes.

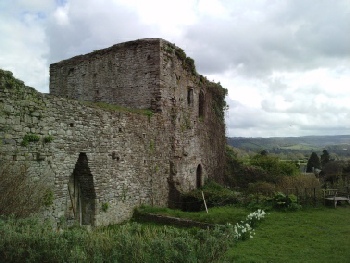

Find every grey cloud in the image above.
[47,1,157,63]
[227,93,350,137]
[184,0,350,77]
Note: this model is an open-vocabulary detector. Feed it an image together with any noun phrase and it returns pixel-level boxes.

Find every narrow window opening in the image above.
[68,68,75,75]
[199,90,205,118]
[196,164,203,189]
[112,152,119,160]
[187,88,194,106]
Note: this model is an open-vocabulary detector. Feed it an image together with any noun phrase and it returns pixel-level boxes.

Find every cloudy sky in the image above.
[1,0,350,138]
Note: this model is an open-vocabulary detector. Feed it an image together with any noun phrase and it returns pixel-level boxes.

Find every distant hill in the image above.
[227,135,350,157]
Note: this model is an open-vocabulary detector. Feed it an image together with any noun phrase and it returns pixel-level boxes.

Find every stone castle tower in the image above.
[0,38,226,226]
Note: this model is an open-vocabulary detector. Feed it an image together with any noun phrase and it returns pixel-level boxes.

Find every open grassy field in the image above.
[226,206,350,262]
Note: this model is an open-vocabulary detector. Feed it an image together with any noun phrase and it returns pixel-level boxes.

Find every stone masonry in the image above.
[0,38,226,226]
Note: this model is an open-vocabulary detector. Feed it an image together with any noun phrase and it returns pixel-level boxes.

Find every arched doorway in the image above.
[68,153,96,225]
[196,164,203,188]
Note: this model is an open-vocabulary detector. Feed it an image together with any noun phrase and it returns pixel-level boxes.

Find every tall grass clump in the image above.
[0,217,238,262]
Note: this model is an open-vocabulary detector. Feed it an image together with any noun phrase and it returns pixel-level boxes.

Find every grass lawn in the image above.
[2,204,349,262]
[138,204,350,262]
[226,206,350,263]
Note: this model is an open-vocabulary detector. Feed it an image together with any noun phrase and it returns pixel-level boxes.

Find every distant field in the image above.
[279,144,320,151]
[227,135,350,158]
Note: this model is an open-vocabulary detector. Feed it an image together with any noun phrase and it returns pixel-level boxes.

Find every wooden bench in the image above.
[323,189,350,208]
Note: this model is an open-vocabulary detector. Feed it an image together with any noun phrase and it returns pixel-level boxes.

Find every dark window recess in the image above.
[69,123,74,127]
[119,128,123,132]
[199,91,205,118]
[112,152,120,161]
[196,164,203,188]
[187,88,194,106]
[68,68,75,75]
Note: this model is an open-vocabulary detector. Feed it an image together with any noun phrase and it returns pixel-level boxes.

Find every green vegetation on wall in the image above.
[21,133,40,147]
[208,81,228,121]
[164,43,197,76]
[43,135,54,143]
[101,202,109,212]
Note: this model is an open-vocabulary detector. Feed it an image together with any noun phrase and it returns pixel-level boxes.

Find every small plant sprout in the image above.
[102,202,109,212]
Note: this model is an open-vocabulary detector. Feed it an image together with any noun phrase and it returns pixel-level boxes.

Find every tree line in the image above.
[306,150,350,186]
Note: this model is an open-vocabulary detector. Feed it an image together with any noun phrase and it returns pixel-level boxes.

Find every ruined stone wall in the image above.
[50,38,226,196]
[158,40,226,194]
[0,38,226,225]
[0,70,171,226]
[50,39,161,110]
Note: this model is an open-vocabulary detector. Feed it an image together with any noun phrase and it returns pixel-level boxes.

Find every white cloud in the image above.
[53,4,69,26]
[1,0,349,137]
[0,0,52,92]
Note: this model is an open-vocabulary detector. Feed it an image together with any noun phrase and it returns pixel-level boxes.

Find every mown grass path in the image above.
[226,206,350,262]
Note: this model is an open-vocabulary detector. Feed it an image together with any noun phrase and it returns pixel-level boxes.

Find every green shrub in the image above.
[42,189,54,207]
[21,133,40,147]
[43,135,54,143]
[175,47,186,61]
[272,192,302,211]
[101,202,109,212]
[250,154,300,183]
[181,180,239,212]
[277,174,321,191]
[185,57,197,75]
[242,193,274,211]
[247,181,276,196]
